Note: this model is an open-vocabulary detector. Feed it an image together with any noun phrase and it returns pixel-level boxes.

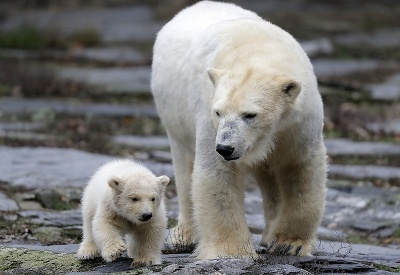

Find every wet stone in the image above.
[112,135,170,150]
[352,220,389,232]
[368,74,400,100]
[57,66,152,94]
[19,209,82,227]
[334,29,400,48]
[33,226,63,244]
[325,138,400,156]
[329,164,400,183]
[0,192,19,212]
[0,6,163,43]
[0,97,158,118]
[312,59,381,78]
[367,120,400,136]
[69,47,148,65]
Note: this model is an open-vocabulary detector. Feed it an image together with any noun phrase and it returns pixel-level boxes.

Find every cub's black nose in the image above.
[141,213,153,221]
[216,144,234,157]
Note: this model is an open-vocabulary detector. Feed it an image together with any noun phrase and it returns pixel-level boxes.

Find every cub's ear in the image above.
[157,175,170,188]
[207,68,225,85]
[281,80,301,98]
[108,176,124,192]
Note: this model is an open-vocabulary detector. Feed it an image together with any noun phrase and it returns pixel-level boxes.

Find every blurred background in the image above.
[0,0,399,252]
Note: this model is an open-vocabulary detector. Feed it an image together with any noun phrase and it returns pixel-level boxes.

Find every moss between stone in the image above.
[0,247,99,273]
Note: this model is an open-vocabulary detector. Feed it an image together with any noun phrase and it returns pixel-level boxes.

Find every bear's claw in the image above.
[77,242,100,260]
[101,241,127,262]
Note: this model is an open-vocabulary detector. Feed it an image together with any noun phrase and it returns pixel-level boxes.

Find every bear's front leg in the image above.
[92,217,127,262]
[192,160,257,260]
[127,224,164,266]
[262,156,326,256]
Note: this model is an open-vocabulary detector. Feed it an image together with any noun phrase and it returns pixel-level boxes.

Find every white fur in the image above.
[77,159,170,266]
[152,1,326,259]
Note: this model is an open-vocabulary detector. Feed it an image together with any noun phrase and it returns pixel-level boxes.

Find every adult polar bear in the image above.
[152,1,326,259]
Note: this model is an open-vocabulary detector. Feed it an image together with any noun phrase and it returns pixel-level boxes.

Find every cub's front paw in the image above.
[261,234,313,256]
[101,241,127,262]
[77,242,100,260]
[130,257,160,267]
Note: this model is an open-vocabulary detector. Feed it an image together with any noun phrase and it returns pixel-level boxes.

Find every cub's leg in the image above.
[77,208,100,260]
[127,224,165,266]
[92,215,127,262]
[264,157,326,256]
[168,138,196,250]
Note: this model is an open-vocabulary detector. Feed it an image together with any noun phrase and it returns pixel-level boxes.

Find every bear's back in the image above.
[156,1,261,43]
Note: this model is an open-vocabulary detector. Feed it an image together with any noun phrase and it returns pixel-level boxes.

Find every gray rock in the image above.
[0,130,53,142]
[329,164,400,182]
[57,66,152,94]
[312,59,381,78]
[352,220,389,232]
[367,120,400,136]
[19,209,82,227]
[0,6,163,43]
[159,258,311,275]
[0,146,174,190]
[35,189,63,209]
[301,38,333,57]
[69,47,148,64]
[0,97,158,118]
[0,122,46,131]
[0,192,19,212]
[334,29,400,48]
[368,74,400,100]
[112,135,170,150]
[0,146,113,188]
[33,226,64,244]
[325,138,400,156]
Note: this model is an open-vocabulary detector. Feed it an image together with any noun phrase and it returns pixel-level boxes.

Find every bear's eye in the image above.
[151,197,156,202]
[243,113,257,119]
[131,197,138,202]
[215,111,221,117]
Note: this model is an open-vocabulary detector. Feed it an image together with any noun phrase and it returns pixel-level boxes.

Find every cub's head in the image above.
[207,66,302,165]
[108,170,169,224]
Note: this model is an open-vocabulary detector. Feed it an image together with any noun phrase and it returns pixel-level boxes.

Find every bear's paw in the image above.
[101,240,127,262]
[77,242,100,260]
[261,235,313,257]
[130,257,161,267]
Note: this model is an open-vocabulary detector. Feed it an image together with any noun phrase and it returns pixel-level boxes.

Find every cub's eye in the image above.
[215,111,221,117]
[243,113,257,119]
[151,197,156,202]
[131,197,138,202]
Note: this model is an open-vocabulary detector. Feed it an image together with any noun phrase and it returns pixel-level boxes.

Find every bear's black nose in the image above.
[141,213,153,221]
[216,144,234,157]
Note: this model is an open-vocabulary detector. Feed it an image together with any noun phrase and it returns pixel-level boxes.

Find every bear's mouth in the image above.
[223,156,240,161]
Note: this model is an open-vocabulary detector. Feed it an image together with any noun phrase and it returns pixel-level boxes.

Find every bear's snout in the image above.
[216,144,238,160]
[140,213,153,221]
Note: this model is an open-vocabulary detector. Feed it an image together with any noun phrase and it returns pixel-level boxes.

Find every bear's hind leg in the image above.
[168,139,196,251]
[253,166,281,252]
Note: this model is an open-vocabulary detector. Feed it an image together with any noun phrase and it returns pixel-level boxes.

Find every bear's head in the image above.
[208,66,302,165]
[108,170,169,224]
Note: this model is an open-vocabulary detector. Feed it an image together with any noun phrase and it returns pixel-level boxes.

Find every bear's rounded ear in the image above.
[207,68,225,85]
[281,80,301,98]
[108,177,123,192]
[157,175,170,188]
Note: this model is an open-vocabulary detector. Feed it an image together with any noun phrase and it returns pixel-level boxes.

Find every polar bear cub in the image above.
[77,159,170,266]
